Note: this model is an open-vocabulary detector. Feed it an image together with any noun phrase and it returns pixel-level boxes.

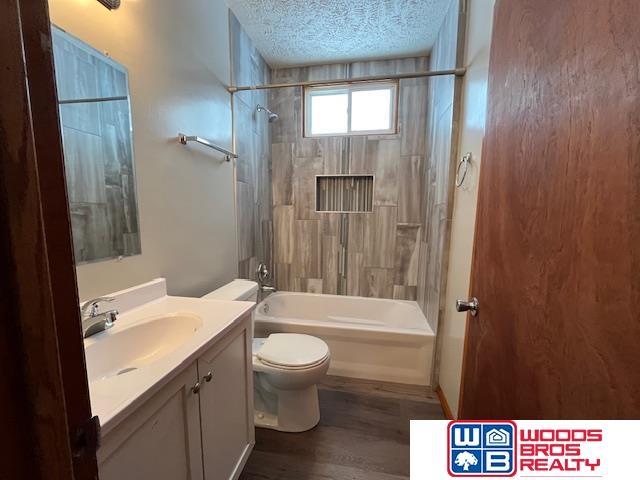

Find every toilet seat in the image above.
[254,334,329,370]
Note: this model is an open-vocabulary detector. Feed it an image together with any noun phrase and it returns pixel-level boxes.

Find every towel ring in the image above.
[456,152,472,187]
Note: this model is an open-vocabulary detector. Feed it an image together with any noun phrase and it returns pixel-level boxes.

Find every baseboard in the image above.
[436,386,454,420]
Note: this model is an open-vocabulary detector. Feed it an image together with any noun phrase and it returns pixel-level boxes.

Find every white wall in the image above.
[49,0,238,300]
[437,0,495,417]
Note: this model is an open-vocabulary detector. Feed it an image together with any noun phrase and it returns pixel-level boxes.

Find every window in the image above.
[304,81,398,137]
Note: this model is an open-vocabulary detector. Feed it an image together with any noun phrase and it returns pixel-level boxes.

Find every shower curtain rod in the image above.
[227,67,466,93]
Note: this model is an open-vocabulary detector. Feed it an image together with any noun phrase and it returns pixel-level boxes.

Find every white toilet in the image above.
[202,280,330,432]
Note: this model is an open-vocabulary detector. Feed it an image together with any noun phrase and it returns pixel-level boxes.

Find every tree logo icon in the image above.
[455,451,479,471]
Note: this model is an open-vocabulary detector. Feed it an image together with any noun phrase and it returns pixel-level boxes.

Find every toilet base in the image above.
[254,382,321,432]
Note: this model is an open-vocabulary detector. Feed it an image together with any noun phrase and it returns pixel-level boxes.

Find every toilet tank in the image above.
[202,279,259,302]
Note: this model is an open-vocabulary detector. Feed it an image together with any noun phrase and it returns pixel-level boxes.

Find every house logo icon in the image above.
[448,421,516,477]
[485,428,510,447]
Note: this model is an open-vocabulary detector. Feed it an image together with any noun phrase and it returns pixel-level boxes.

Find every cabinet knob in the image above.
[203,371,213,383]
[191,381,201,394]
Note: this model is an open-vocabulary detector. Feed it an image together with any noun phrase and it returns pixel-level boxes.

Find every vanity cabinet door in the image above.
[198,320,254,480]
[97,362,204,480]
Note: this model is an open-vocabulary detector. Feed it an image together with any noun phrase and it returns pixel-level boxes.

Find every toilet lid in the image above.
[256,333,329,368]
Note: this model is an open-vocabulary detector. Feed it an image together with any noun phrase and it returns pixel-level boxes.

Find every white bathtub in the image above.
[254,292,434,386]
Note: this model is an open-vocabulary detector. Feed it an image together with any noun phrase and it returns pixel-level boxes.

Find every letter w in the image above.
[454,427,480,447]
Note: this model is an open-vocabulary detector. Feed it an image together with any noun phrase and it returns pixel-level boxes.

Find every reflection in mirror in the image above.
[52,26,141,264]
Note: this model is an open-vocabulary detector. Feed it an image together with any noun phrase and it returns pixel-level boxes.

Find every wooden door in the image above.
[1,0,99,477]
[198,321,254,480]
[459,0,640,419]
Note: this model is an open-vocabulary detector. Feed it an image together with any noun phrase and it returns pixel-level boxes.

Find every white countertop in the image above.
[83,288,254,436]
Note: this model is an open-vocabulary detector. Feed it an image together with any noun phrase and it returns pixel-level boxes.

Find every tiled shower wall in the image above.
[269,58,430,299]
[417,0,463,332]
[230,14,273,280]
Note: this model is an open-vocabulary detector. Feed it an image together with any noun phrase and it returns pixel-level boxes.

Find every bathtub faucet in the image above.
[257,262,277,300]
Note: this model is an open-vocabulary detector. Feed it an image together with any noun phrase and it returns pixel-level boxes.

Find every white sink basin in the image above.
[85,313,203,382]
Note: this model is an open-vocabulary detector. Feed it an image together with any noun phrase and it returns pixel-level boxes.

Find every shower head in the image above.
[257,104,279,123]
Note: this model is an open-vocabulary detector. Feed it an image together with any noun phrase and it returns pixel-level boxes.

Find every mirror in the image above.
[52,26,141,264]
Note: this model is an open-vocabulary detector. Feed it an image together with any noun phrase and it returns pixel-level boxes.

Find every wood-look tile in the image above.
[394,225,421,286]
[100,123,121,186]
[295,278,323,294]
[59,103,101,137]
[274,262,293,291]
[293,220,322,279]
[96,59,128,98]
[238,257,251,280]
[305,63,348,82]
[105,185,125,252]
[360,267,394,298]
[232,16,273,279]
[294,137,321,158]
[101,100,134,174]
[70,203,111,262]
[237,181,255,262]
[416,240,428,311]
[350,57,428,80]
[292,156,323,220]
[261,219,273,273]
[269,87,300,143]
[347,213,368,254]
[122,232,140,256]
[321,213,341,237]
[61,127,107,204]
[413,2,459,328]
[271,143,294,206]
[398,156,426,223]
[346,252,363,296]
[321,235,340,294]
[351,137,403,199]
[398,156,424,224]
[230,13,253,87]
[266,55,452,304]
[321,137,346,174]
[273,206,294,264]
[54,37,100,101]
[393,285,418,301]
[364,206,397,269]
[399,83,428,157]
[234,98,256,184]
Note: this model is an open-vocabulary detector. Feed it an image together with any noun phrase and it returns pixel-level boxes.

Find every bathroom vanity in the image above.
[83,279,255,480]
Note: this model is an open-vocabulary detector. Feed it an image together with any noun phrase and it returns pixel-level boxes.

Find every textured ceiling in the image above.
[225,0,454,67]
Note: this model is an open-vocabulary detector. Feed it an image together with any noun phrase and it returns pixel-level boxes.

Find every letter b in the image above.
[485,451,511,472]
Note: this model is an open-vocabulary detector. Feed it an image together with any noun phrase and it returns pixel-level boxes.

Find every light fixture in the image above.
[97,0,120,9]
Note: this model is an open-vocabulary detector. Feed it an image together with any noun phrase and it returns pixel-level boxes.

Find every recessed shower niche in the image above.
[315,175,374,213]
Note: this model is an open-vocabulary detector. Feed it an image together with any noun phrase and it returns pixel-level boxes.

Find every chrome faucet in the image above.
[81,296,118,338]
[256,262,277,300]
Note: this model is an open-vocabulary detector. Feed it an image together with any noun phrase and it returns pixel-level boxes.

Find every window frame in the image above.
[303,80,399,138]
